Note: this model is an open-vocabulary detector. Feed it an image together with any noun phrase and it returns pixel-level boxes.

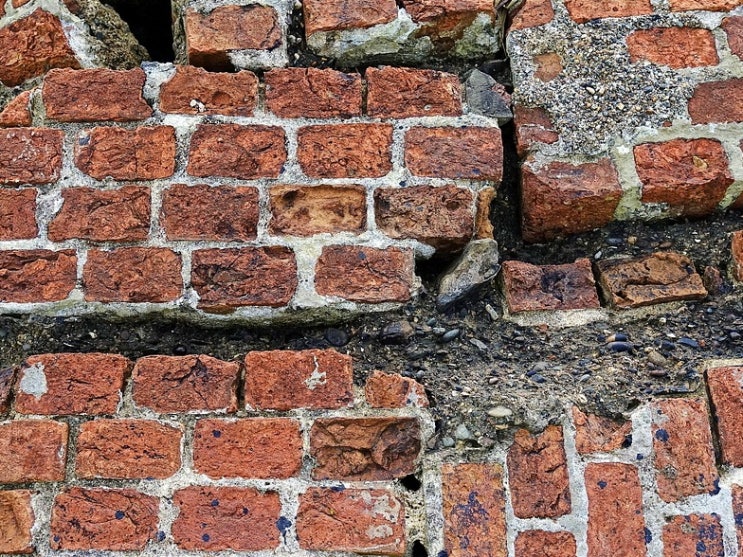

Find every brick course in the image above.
[0,189,37,240]
[0,128,63,185]
[0,250,77,303]
[265,68,362,118]
[0,420,68,483]
[159,66,258,116]
[627,28,719,68]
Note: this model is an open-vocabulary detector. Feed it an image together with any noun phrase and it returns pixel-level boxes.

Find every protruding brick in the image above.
[75,126,176,180]
[585,463,646,557]
[441,463,506,557]
[269,185,366,236]
[0,490,34,554]
[0,420,67,483]
[188,124,286,179]
[172,487,281,551]
[663,514,723,557]
[0,189,36,240]
[191,247,297,311]
[132,355,239,413]
[194,418,302,479]
[0,128,63,185]
[405,126,503,180]
[651,398,718,503]
[508,425,571,518]
[367,66,462,118]
[502,259,600,313]
[0,367,13,415]
[375,185,475,251]
[245,349,353,411]
[510,0,555,30]
[670,0,742,10]
[689,79,743,124]
[48,186,150,242]
[310,417,421,480]
[50,487,159,551]
[733,230,743,281]
[0,90,32,127]
[0,250,76,303]
[303,0,398,34]
[159,65,258,116]
[265,68,362,118]
[365,371,429,408]
[161,184,258,242]
[723,16,743,60]
[515,531,577,557]
[298,124,393,179]
[315,246,414,303]
[43,68,151,122]
[572,407,632,455]
[565,0,653,23]
[514,105,559,156]
[83,247,183,303]
[15,353,129,415]
[76,419,182,479]
[706,366,743,466]
[627,28,718,68]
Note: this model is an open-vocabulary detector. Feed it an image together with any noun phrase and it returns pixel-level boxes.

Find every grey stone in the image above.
[465,69,512,122]
[436,239,500,311]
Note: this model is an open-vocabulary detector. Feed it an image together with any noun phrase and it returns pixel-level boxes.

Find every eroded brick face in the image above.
[269,185,366,236]
[706,366,743,466]
[0,90,32,127]
[662,514,724,557]
[572,407,632,455]
[510,0,555,29]
[159,66,258,116]
[670,0,743,10]
[689,78,743,124]
[515,531,577,557]
[0,491,34,554]
[0,250,77,303]
[365,370,429,408]
[0,189,37,240]
[565,0,653,23]
[0,128,63,185]
[366,66,462,118]
[733,231,743,281]
[265,68,362,118]
[0,420,68,483]
[724,16,743,59]
[627,28,719,68]
[303,0,398,34]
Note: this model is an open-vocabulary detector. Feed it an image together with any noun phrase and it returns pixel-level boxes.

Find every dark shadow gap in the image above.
[102,0,175,62]
[412,540,429,557]
[400,474,422,491]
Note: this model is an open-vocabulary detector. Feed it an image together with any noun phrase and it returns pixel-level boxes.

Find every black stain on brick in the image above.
[157,531,166,542]
[242,507,249,515]
[597,480,607,489]
[210,499,219,507]
[212,429,221,438]
[437,552,449,557]
[735,513,743,526]
[710,479,721,495]
[276,515,292,542]
[655,428,669,442]
[330,484,346,492]
[202,533,210,542]
[644,528,652,544]
[451,490,489,529]
[115,510,125,520]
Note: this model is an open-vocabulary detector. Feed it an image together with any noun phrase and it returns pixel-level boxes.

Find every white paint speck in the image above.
[19,363,48,400]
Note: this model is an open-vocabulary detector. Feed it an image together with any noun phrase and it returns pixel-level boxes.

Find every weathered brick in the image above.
[172,486,281,551]
[515,531,577,557]
[188,124,286,179]
[76,419,182,479]
[510,0,555,30]
[269,185,366,236]
[565,0,653,23]
[161,184,258,242]
[367,66,462,118]
[132,355,239,413]
[508,425,571,518]
[365,370,429,408]
[83,247,182,303]
[75,126,176,180]
[185,5,282,70]
[0,250,76,303]
[635,138,733,216]
[50,487,159,551]
[159,65,258,116]
[627,28,718,68]
[652,398,718,502]
[405,126,503,180]
[670,0,743,10]
[733,230,743,281]
[244,349,353,410]
[475,186,496,239]
[0,90,32,127]
[0,10,79,86]
[402,0,492,21]
[689,79,743,124]
[15,353,129,416]
[585,463,646,557]
[298,124,393,178]
[315,246,414,303]
[0,189,36,240]
[48,186,150,242]
[265,68,362,118]
[303,0,398,34]
[0,367,13,415]
[723,16,743,60]
[441,463,506,557]
[310,417,421,480]
[0,128,63,185]
[193,418,302,479]
[733,485,743,553]
[706,366,743,466]
[191,247,297,311]
[0,490,34,554]
[375,185,475,251]
[514,105,559,156]
[501,259,600,313]
[663,514,723,557]
[0,420,67,483]
[572,407,632,455]
[534,52,563,81]
[43,68,151,122]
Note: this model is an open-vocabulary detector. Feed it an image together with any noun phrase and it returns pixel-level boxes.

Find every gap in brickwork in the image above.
[101,0,175,62]
[411,539,429,557]
[400,473,423,491]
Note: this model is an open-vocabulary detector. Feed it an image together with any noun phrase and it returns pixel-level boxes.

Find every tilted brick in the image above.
[706,365,743,466]
[0,367,13,415]
[0,189,36,240]
[733,486,743,554]
[366,66,462,118]
[365,370,429,408]
[0,490,34,554]
[269,185,366,236]
[0,90,32,127]
[159,65,258,116]
[0,420,68,483]
[510,0,555,30]
[303,0,398,34]
[733,230,743,281]
[0,128,63,185]
[265,68,362,118]
[514,105,559,156]
[0,250,76,303]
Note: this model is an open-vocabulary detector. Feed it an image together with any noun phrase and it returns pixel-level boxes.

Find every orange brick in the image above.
[0,420,68,483]
[159,66,258,116]
[0,490,34,554]
[670,0,743,10]
[365,370,429,408]
[663,514,723,557]
[0,250,76,303]
[515,531,576,557]
[0,189,36,240]
[724,16,743,60]
[265,68,362,118]
[514,105,559,156]
[269,185,367,236]
[572,407,632,455]
[733,231,743,281]
[706,366,743,466]
[0,128,63,185]
[689,79,743,124]
[0,90,32,127]
[303,0,398,34]
[510,0,555,30]
[627,28,718,68]
[565,0,653,23]
[367,66,462,118]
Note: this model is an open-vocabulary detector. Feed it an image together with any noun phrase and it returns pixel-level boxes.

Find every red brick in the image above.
[402,0,492,21]
[534,52,563,81]
[652,398,718,502]
[185,5,282,70]
[269,185,366,236]
[733,485,743,553]
[0,189,36,240]
[0,367,13,415]
[48,186,150,242]
[244,349,353,411]
[405,126,503,180]
[375,185,475,251]
[0,420,67,483]
[585,463,646,557]
[733,230,743,281]
[0,490,34,554]
[298,488,405,555]
[75,126,176,180]
[188,124,286,179]
[298,124,393,179]
[565,0,653,23]
[515,531,576,557]
[689,79,743,124]
[724,16,743,60]
[441,463,506,557]
[173,487,281,551]
[193,418,302,479]
[0,90,32,127]
[365,370,429,408]
[0,250,76,303]
[706,365,743,465]
[43,68,151,122]
[191,247,297,311]
[132,355,239,413]
[50,487,158,551]
[303,0,398,34]
[663,514,723,557]
[670,0,743,10]
[310,417,421,480]
[507,426,571,518]
[315,246,414,303]
[572,407,632,455]
[510,0,555,30]
[0,10,79,86]
[514,105,559,156]
[0,128,63,185]
[76,419,182,479]
[159,65,258,116]
[83,247,182,303]
[367,66,462,118]
[265,68,362,118]
[161,184,258,242]
[627,28,718,68]
[15,353,129,416]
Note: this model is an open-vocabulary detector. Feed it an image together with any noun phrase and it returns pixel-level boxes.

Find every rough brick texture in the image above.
[670,0,743,10]
[733,231,743,281]
[565,0,653,23]
[706,366,743,466]
[627,27,718,68]
[0,189,37,240]
[0,490,34,554]
[159,66,258,116]
[269,185,366,236]
[0,90,32,127]
[734,486,743,553]
[0,250,77,303]
[265,68,362,118]
[0,420,68,483]
[0,128,63,185]
[662,514,724,557]
[365,370,429,408]
[689,78,743,124]
[514,105,559,155]
[572,407,632,455]
[515,531,577,557]
[303,0,398,34]
[0,367,13,416]
[367,66,462,118]
[510,0,555,30]
[724,16,743,59]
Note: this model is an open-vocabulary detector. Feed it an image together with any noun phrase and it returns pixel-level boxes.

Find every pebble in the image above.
[440,329,461,343]
[678,337,699,349]
[485,304,499,321]
[649,369,668,378]
[325,328,348,346]
[442,437,455,448]
[646,349,667,366]
[432,327,446,336]
[730,332,741,340]
[487,406,513,418]
[530,373,547,384]
[379,321,415,344]
[606,237,623,246]
[173,345,187,355]
[605,333,628,343]
[608,341,634,353]
[469,338,487,350]
[454,424,473,440]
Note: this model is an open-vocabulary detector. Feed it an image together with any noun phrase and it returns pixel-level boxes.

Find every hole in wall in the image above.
[400,474,422,492]
[102,0,175,62]
[411,540,429,557]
